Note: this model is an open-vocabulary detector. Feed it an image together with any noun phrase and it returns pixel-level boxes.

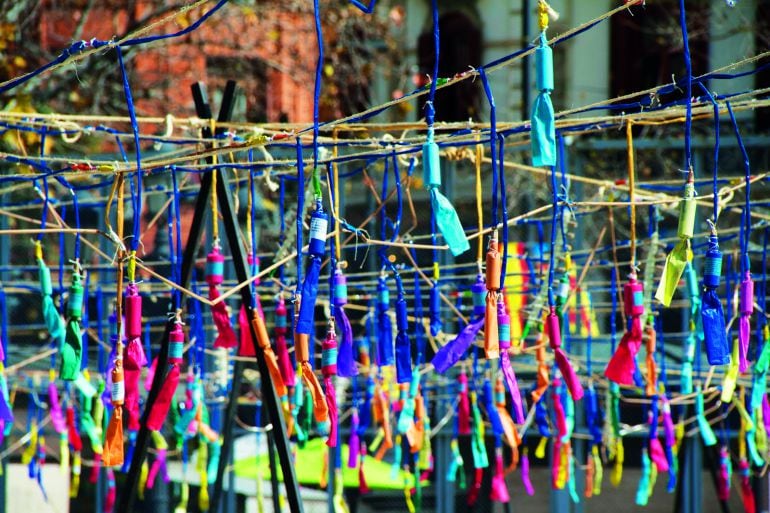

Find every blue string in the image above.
[296,139,305,290]
[379,158,389,255]
[116,46,143,251]
[697,84,720,223]
[95,286,104,373]
[0,287,7,365]
[679,0,693,171]
[249,160,258,310]
[58,204,66,312]
[312,0,324,168]
[480,69,498,227]
[166,188,179,306]
[557,136,569,249]
[498,133,508,289]
[120,0,228,46]
[171,167,182,304]
[426,0,439,127]
[725,253,733,341]
[610,270,617,353]
[726,101,751,273]
[390,152,405,240]
[81,271,89,370]
[37,177,49,241]
[54,176,81,260]
[547,159,559,307]
[279,176,286,285]
[349,0,377,13]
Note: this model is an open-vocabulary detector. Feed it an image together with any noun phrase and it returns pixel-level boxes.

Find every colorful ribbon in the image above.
[546,307,583,400]
[333,266,357,377]
[499,299,525,422]
[103,338,125,467]
[146,320,184,431]
[36,241,65,351]
[61,263,85,380]
[422,119,469,256]
[606,274,644,385]
[322,321,338,447]
[206,245,237,349]
[701,232,729,365]
[531,4,555,167]
[655,169,695,306]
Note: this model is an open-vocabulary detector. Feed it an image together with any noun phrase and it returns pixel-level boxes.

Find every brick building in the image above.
[37,1,317,122]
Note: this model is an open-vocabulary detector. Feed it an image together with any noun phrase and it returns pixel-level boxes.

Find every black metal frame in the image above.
[117,81,303,513]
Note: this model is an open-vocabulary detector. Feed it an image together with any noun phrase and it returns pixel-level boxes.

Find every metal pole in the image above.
[211,142,303,513]
[266,429,282,513]
[116,80,235,513]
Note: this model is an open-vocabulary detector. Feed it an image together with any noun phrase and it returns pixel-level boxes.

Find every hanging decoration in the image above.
[531,0,556,167]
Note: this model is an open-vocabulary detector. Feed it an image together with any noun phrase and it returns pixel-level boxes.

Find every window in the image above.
[206,56,268,122]
[417,10,482,122]
[610,1,709,101]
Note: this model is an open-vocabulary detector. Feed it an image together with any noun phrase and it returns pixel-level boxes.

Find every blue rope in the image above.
[697,84,720,223]
[312,0,324,168]
[116,46,143,251]
[679,0,693,171]
[295,139,305,289]
[426,0,440,127]
[726,101,751,273]
[480,69,498,227]
[37,177,49,241]
[498,133,508,289]
[547,157,559,307]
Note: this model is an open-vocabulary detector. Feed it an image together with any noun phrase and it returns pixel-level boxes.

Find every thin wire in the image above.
[626,120,636,268]
[679,0,693,172]
[116,46,143,252]
[726,101,751,273]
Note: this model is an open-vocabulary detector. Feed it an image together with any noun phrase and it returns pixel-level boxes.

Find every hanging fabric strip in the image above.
[124,274,146,432]
[721,339,741,404]
[661,396,677,492]
[531,7,556,168]
[322,321,338,447]
[394,287,412,384]
[547,307,583,400]
[655,170,695,307]
[484,232,501,359]
[738,269,754,373]
[605,274,644,385]
[716,445,732,501]
[422,123,469,256]
[494,376,520,459]
[695,387,717,447]
[702,231,729,365]
[103,345,125,467]
[457,373,471,435]
[644,320,658,396]
[521,448,535,496]
[36,242,65,350]
[431,318,484,374]
[273,296,295,387]
[250,309,287,397]
[498,299,525,422]
[636,449,651,506]
[377,276,395,366]
[61,264,85,380]
[146,320,184,431]
[206,246,237,349]
[648,399,669,472]
[489,446,510,503]
[333,267,357,377]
